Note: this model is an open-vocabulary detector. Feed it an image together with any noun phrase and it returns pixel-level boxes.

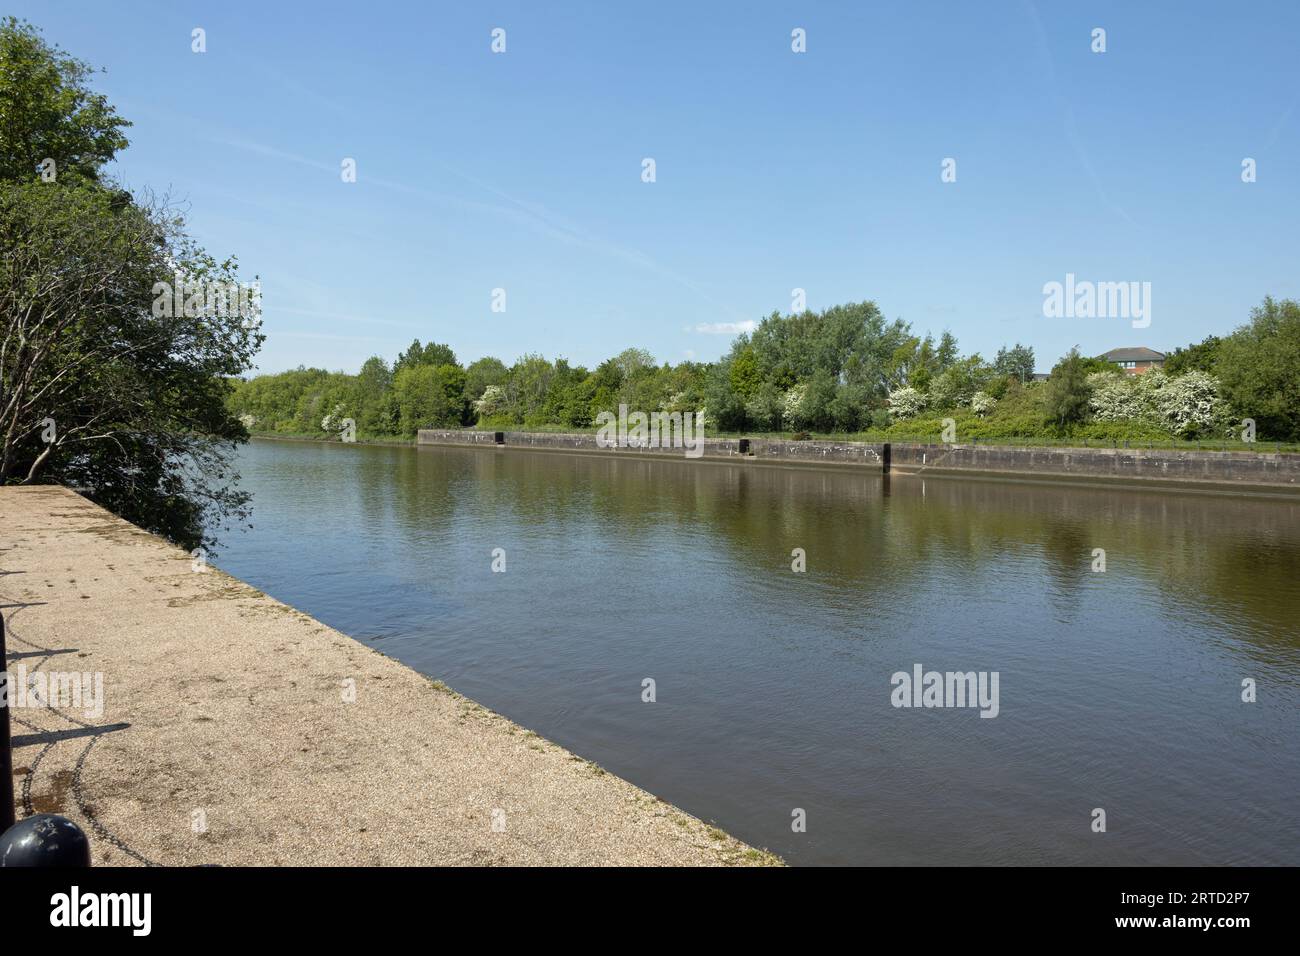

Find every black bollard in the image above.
[0,813,92,867]
[1,613,13,833]
[738,438,750,456]
[1,616,93,865]
[882,442,891,475]
[493,431,504,445]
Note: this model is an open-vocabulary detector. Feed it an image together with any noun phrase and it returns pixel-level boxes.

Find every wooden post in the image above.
[882,442,891,475]
[493,431,504,445]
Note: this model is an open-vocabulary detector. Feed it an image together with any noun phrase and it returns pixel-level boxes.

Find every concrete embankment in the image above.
[417,429,1300,494]
[0,486,777,866]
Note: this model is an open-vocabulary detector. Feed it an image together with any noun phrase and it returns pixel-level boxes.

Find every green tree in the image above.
[392,364,465,434]
[1,20,261,550]
[935,331,959,371]
[1216,297,1300,440]
[394,338,457,373]
[728,347,762,399]
[463,356,507,405]
[930,355,993,409]
[1043,347,1093,430]
[1164,335,1222,377]
[355,356,395,434]
[0,18,129,183]
[503,354,555,425]
[993,343,1036,384]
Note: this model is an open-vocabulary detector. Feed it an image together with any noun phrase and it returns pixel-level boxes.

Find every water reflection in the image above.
[215,440,1300,865]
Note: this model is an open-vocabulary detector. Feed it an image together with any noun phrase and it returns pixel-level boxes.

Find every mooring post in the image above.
[0,613,93,866]
[882,442,891,475]
[493,431,504,445]
[738,438,750,456]
[1,613,13,833]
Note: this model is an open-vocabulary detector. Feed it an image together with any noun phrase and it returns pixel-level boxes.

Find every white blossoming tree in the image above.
[971,391,997,417]
[320,403,348,433]
[887,386,927,419]
[1088,369,1225,437]
[782,383,808,428]
[1155,370,1225,437]
[474,384,505,418]
[1088,371,1150,423]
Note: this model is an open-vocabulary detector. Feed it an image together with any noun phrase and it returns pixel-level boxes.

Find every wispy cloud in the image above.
[693,320,756,335]
[1023,0,1137,228]
[199,131,753,325]
[276,306,424,330]
[271,331,389,343]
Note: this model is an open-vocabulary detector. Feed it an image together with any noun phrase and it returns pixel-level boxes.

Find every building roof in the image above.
[1102,347,1165,362]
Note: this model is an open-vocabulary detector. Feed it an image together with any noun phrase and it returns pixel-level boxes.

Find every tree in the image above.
[744,381,784,431]
[929,355,992,409]
[1043,347,1093,430]
[611,347,655,380]
[394,338,456,373]
[355,356,395,434]
[463,356,507,404]
[1216,297,1300,440]
[798,369,838,431]
[728,346,762,399]
[887,386,927,420]
[502,354,555,425]
[0,18,129,183]
[935,331,959,371]
[993,343,1036,384]
[1154,370,1225,438]
[739,301,912,399]
[1163,335,1222,377]
[1,20,261,550]
[392,364,465,434]
[971,392,997,417]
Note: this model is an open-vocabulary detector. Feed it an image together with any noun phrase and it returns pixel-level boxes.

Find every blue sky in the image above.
[14,0,1300,374]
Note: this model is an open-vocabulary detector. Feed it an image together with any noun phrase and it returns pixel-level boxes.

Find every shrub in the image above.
[1154,369,1227,438]
[474,384,506,418]
[887,386,927,419]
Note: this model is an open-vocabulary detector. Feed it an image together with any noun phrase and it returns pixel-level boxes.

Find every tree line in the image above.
[228,302,1027,438]
[227,295,1300,445]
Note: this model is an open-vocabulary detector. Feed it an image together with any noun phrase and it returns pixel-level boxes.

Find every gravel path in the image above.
[0,486,779,866]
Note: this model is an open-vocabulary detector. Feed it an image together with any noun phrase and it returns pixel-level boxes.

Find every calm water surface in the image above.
[214,438,1300,865]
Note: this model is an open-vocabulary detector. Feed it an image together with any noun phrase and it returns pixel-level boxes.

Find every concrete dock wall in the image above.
[416,429,1300,491]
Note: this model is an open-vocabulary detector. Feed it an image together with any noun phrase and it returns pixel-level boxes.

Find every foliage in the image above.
[993,343,1035,383]
[1214,297,1300,441]
[929,355,994,410]
[1,20,260,550]
[392,363,466,433]
[887,386,927,420]
[226,297,1300,449]
[1163,335,1222,377]
[1154,370,1226,437]
[1043,348,1093,430]
[0,18,130,184]
[1086,371,1151,424]
[1088,369,1226,438]
[394,339,456,373]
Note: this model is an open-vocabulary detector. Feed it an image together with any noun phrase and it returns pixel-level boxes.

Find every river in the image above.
[211,438,1300,865]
